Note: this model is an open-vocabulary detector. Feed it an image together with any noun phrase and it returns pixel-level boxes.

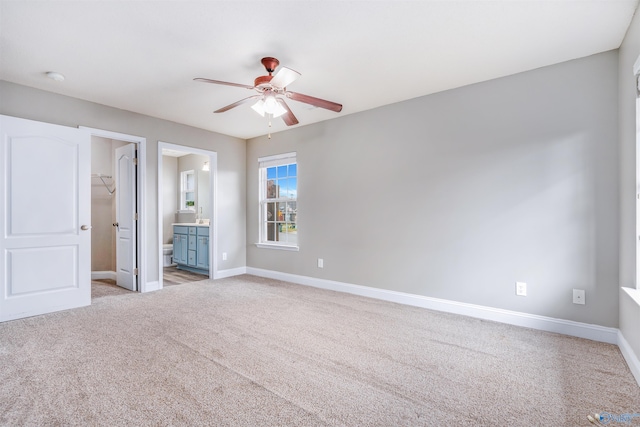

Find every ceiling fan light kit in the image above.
[194,56,342,133]
[252,95,287,118]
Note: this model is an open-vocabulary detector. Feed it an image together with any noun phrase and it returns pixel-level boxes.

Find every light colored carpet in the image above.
[91,279,131,299]
[1,274,638,426]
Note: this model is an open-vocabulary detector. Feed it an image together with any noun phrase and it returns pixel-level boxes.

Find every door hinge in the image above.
[134,268,139,276]
[134,212,139,221]
[133,158,138,165]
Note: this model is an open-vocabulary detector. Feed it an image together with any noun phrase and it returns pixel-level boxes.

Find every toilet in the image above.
[163,244,175,267]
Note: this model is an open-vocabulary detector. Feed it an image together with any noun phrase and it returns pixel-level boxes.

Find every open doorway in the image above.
[90,137,131,298]
[158,142,216,289]
[83,127,147,299]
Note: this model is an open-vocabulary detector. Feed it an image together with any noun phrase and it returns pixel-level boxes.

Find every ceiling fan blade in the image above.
[194,78,255,90]
[277,99,299,126]
[269,67,301,89]
[286,92,343,112]
[214,95,262,113]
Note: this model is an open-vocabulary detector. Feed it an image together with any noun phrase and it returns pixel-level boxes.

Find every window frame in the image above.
[635,59,640,289]
[256,152,299,251]
[180,169,195,211]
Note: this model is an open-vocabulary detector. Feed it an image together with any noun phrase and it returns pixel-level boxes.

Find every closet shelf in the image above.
[91,174,115,195]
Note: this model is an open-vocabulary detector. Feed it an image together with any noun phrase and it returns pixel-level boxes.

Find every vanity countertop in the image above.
[172,222,209,226]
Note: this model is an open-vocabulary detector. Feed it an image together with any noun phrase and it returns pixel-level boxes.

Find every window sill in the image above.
[255,243,299,252]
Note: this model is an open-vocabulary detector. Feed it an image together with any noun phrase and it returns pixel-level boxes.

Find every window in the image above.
[180,170,195,211]
[258,152,298,250]
[636,68,640,289]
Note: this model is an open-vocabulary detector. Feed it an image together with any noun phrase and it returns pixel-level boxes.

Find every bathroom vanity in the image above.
[172,224,209,275]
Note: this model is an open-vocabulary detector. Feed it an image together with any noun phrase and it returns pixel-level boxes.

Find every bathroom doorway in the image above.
[158,142,216,289]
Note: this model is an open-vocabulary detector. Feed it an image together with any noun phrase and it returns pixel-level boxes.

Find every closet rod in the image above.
[91,174,115,195]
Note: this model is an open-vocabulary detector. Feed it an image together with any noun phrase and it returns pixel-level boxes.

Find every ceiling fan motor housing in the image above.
[254,75,273,87]
[254,57,281,87]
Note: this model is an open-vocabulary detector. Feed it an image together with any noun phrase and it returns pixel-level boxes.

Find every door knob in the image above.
[81,225,92,231]
[112,222,119,227]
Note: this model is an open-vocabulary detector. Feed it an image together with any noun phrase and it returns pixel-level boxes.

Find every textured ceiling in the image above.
[1,1,638,139]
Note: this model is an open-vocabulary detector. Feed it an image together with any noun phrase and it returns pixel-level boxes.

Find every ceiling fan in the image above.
[194,57,342,127]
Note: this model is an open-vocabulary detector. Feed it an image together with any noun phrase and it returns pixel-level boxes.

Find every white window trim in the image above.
[256,152,298,250]
[636,81,640,290]
[255,242,300,251]
[635,54,640,289]
[180,169,195,211]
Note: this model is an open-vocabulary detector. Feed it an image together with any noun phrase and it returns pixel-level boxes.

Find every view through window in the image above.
[258,152,297,248]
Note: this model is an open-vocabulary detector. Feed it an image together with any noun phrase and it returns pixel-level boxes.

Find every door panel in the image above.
[9,136,78,235]
[196,236,208,270]
[8,246,77,295]
[0,115,90,322]
[115,144,137,291]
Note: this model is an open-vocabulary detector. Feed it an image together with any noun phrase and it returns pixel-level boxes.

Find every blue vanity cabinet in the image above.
[187,227,197,267]
[196,227,209,270]
[173,225,209,275]
[173,226,189,265]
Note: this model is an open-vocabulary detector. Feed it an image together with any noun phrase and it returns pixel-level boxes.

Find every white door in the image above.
[114,144,137,291]
[0,115,91,322]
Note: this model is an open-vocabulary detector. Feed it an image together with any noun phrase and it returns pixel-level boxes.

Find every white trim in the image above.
[91,271,117,281]
[255,243,299,251]
[158,142,218,289]
[623,287,640,306]
[81,127,147,293]
[633,53,640,76]
[216,267,248,279]
[143,281,160,293]
[258,151,296,165]
[618,330,640,387]
[246,267,619,344]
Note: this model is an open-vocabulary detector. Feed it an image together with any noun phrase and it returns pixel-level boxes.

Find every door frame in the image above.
[80,127,148,292]
[157,141,218,289]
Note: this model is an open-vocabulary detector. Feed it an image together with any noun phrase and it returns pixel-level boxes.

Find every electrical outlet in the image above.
[317,258,324,268]
[573,289,585,305]
[516,282,527,296]
[222,252,227,261]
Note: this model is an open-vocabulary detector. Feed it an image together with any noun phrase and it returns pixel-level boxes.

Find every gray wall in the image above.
[618,8,640,356]
[247,51,620,327]
[0,80,247,282]
[162,155,178,245]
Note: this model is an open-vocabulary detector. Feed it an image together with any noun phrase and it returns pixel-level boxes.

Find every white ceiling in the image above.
[1,1,638,140]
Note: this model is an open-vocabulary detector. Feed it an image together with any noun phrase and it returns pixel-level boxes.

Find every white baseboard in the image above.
[91,271,116,281]
[618,331,640,386]
[246,267,619,345]
[142,281,160,293]
[216,266,247,279]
